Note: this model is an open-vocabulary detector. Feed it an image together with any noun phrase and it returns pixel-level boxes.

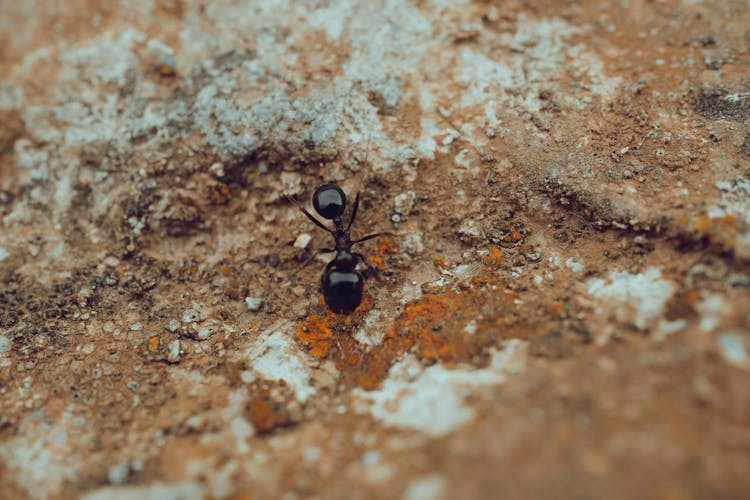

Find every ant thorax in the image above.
[332,250,356,271]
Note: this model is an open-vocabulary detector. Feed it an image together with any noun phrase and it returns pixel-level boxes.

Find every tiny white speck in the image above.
[107,461,130,485]
[462,320,477,335]
[404,474,445,500]
[240,370,255,384]
[245,297,264,312]
[718,333,747,367]
[166,340,181,363]
[303,447,321,465]
[362,450,380,465]
[294,233,312,249]
[182,309,199,323]
[565,258,584,273]
[0,335,10,355]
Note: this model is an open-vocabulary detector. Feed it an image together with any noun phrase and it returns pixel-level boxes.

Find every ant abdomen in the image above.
[322,270,363,314]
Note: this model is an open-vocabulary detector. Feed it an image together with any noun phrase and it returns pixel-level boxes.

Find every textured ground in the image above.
[1,0,749,499]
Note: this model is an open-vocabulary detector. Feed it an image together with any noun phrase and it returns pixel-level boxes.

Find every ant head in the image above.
[312,183,346,220]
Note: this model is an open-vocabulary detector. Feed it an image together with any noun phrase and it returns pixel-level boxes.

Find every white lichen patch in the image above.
[0,334,10,358]
[717,332,748,369]
[355,341,527,437]
[456,15,621,112]
[709,177,750,224]
[708,177,750,258]
[695,293,728,332]
[586,267,675,334]
[404,474,447,500]
[354,309,388,346]
[0,411,85,500]
[244,324,315,403]
[81,482,203,500]
[565,257,584,273]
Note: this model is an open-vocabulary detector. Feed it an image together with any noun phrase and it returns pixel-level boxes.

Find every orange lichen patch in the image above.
[378,236,396,255]
[245,381,298,434]
[367,254,384,270]
[217,262,243,299]
[159,64,176,76]
[706,215,738,250]
[297,295,374,358]
[148,336,160,352]
[222,360,246,387]
[486,245,506,267]
[229,491,254,500]
[546,302,567,319]
[345,290,498,387]
[493,315,533,339]
[210,183,231,205]
[394,294,454,361]
[295,257,550,390]
[214,309,236,324]
[434,256,446,268]
[507,230,523,244]
[248,391,277,434]
[364,236,396,271]
[664,289,701,321]
[297,314,336,357]
[687,214,738,253]
[681,289,701,305]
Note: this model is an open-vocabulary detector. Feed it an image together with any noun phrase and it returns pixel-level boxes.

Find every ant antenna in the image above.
[286,195,333,234]
[346,134,372,232]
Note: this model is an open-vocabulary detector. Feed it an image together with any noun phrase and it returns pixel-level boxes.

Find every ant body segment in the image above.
[289,182,388,314]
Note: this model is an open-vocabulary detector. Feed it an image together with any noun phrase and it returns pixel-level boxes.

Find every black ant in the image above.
[289,182,389,314]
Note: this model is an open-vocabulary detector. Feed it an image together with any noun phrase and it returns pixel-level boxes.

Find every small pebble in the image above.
[245,297,264,312]
[294,233,312,249]
[210,162,225,178]
[394,191,416,215]
[108,461,130,485]
[718,333,747,367]
[182,309,199,323]
[166,340,181,363]
[103,256,119,267]
[403,233,424,255]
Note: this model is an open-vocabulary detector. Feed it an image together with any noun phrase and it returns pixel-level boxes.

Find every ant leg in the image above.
[286,195,332,234]
[351,232,395,245]
[288,247,332,280]
[319,259,336,292]
[346,190,360,231]
[353,252,382,281]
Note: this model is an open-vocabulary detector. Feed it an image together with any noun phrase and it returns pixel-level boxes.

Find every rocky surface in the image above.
[1,0,749,498]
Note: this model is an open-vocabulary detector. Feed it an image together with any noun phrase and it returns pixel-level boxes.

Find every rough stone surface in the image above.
[1,1,749,499]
